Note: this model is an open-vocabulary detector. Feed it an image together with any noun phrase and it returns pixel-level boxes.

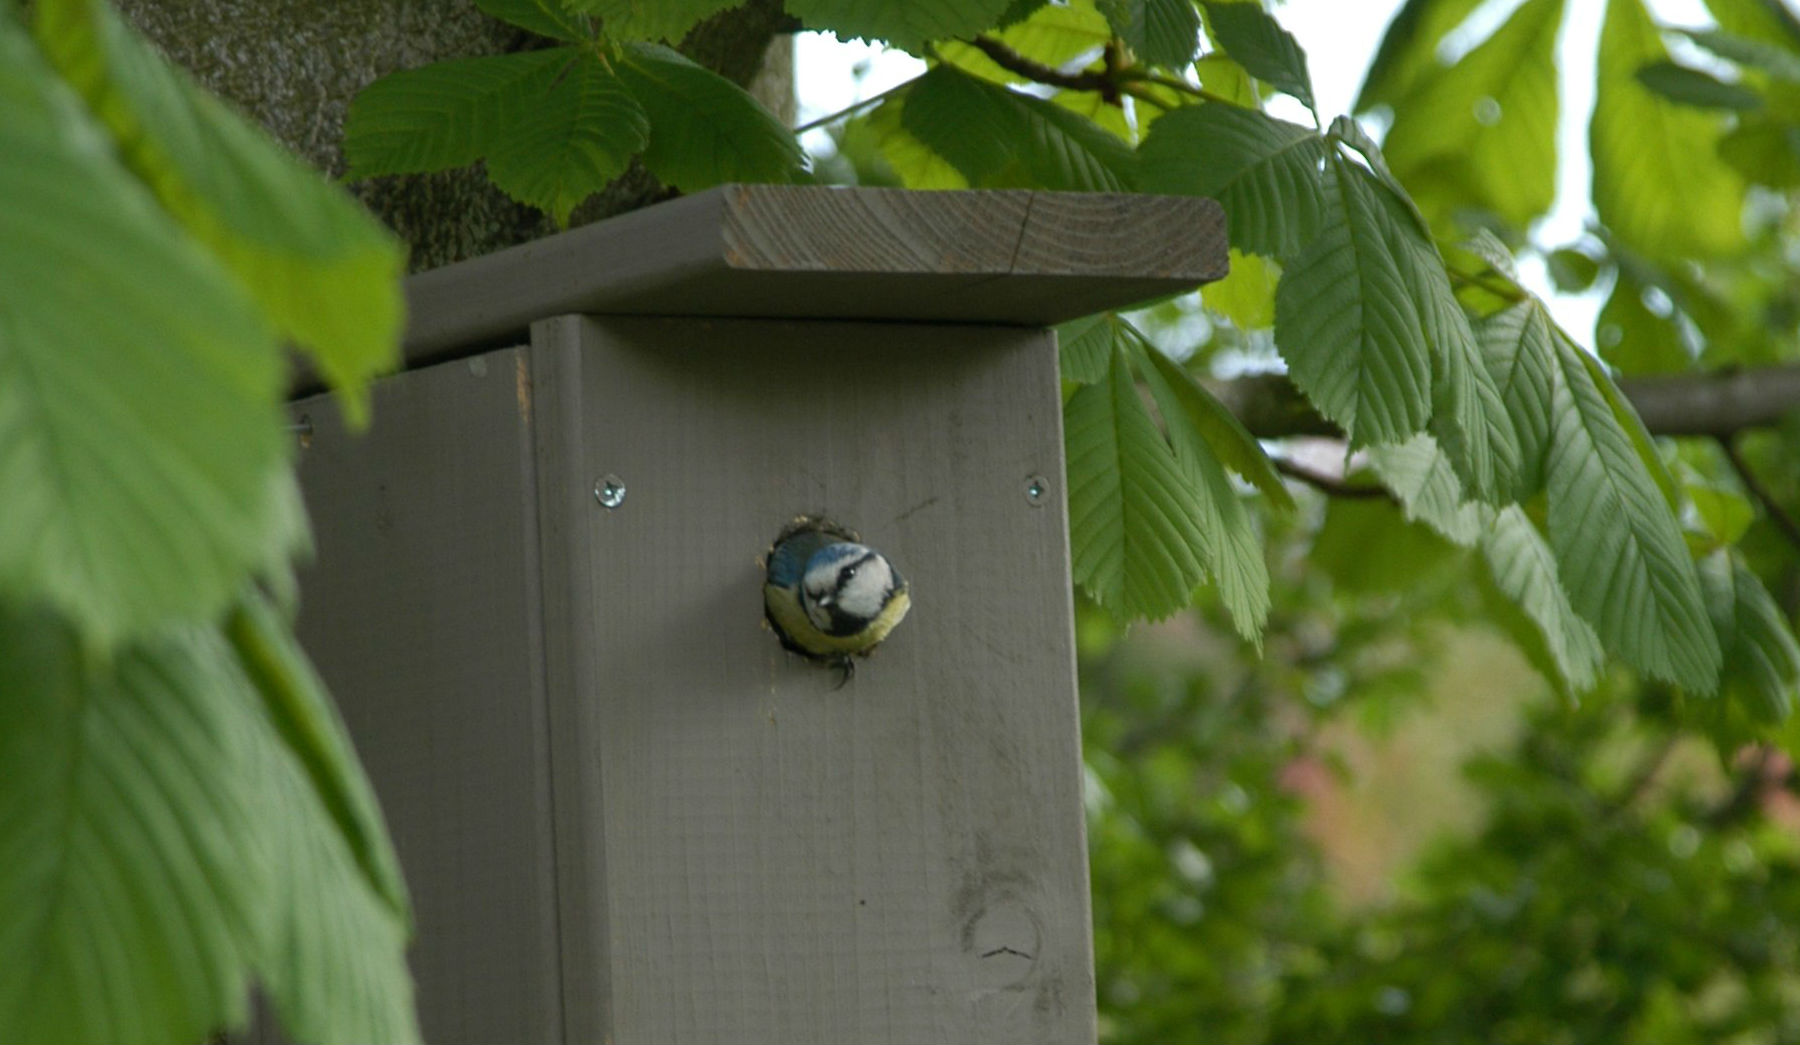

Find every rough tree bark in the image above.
[114,0,791,271]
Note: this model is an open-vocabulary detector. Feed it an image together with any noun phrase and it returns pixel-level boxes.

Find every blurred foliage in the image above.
[1082,501,1800,1043]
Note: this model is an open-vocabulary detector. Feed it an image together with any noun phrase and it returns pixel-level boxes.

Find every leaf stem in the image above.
[1119,69,1239,106]
[1122,83,1175,115]
[792,77,918,135]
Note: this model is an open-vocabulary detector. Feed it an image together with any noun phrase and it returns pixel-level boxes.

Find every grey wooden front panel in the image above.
[291,350,563,1044]
[531,316,1094,1044]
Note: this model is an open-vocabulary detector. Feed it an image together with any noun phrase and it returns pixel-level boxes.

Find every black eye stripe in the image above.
[833,551,880,597]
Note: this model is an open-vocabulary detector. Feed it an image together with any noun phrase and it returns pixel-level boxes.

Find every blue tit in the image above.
[763,517,911,676]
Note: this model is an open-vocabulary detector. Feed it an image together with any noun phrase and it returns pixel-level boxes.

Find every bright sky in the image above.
[793,0,1721,345]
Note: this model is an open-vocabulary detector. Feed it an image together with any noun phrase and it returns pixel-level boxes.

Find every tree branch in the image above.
[1271,457,1393,500]
[968,35,1238,107]
[1718,435,1800,554]
[1621,366,1800,438]
[1206,364,1800,441]
[969,35,1117,97]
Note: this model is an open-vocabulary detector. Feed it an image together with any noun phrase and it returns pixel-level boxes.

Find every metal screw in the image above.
[1024,474,1050,507]
[594,474,626,509]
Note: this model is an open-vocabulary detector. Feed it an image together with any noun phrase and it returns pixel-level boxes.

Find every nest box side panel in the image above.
[291,349,564,1043]
[530,314,1094,1045]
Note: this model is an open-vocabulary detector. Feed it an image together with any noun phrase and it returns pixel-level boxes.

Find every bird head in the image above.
[800,542,904,636]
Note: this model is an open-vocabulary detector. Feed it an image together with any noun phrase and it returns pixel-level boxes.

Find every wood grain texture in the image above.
[527,320,614,1044]
[399,185,1227,365]
[530,314,1094,1044]
[287,349,564,1044]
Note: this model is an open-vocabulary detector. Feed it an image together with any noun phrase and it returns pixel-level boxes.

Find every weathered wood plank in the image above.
[400,185,1226,365]
[530,314,1094,1044]
[288,350,564,1044]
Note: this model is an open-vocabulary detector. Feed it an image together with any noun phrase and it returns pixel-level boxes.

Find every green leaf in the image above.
[1378,0,1563,230]
[1066,344,1212,619]
[1365,434,1485,546]
[345,49,571,178]
[1101,0,1203,68]
[1719,114,1800,187]
[1058,312,1116,383]
[1573,333,1681,511]
[1546,247,1601,292]
[900,66,1019,183]
[1635,60,1763,110]
[1480,505,1605,696]
[1011,93,1136,190]
[1001,0,1112,62]
[787,0,1015,53]
[476,0,591,40]
[937,1,1111,85]
[235,590,419,1043]
[0,597,420,1044]
[564,0,742,42]
[1595,262,1690,374]
[864,95,970,188]
[1193,52,1263,106]
[1476,303,1556,498]
[248,683,420,1045]
[1705,0,1800,50]
[1351,142,1519,502]
[1457,226,1522,280]
[1053,85,1135,143]
[1273,156,1434,447]
[1202,2,1315,112]
[1328,113,1431,235]
[1133,336,1271,642]
[1139,340,1295,512]
[1544,325,1722,692]
[38,0,405,424]
[1675,27,1800,82]
[0,20,302,642]
[226,594,409,925]
[1592,0,1746,259]
[0,607,270,1044]
[1202,248,1278,329]
[1310,492,1464,595]
[1355,0,1487,111]
[1686,481,1754,547]
[999,0,1050,26]
[1424,297,1517,506]
[486,51,650,224]
[1700,550,1800,722]
[1136,103,1330,260]
[616,43,804,191]
[900,66,1134,191]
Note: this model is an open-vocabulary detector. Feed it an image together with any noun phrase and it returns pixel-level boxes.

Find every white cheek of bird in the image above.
[763,515,911,683]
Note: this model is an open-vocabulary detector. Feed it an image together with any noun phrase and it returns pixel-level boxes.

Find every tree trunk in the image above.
[114,0,790,270]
